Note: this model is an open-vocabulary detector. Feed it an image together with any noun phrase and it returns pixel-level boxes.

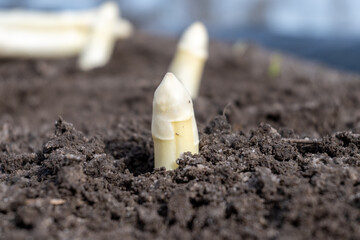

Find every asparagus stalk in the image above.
[152,73,199,170]
[0,9,96,30]
[78,1,119,70]
[0,2,132,60]
[0,4,132,39]
[169,22,209,99]
[0,27,87,58]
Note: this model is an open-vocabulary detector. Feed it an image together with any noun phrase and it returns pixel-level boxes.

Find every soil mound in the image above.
[0,33,360,239]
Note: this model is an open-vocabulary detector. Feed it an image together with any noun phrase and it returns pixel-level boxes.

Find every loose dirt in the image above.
[0,33,359,239]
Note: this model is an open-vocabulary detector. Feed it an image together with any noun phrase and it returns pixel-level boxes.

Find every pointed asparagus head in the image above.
[179,22,208,58]
[152,72,199,170]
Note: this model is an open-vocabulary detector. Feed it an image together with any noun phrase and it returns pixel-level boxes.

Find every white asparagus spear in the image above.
[0,26,87,58]
[152,73,199,170]
[77,1,118,70]
[0,9,96,30]
[0,21,132,59]
[0,3,133,39]
[169,22,209,99]
[0,2,132,67]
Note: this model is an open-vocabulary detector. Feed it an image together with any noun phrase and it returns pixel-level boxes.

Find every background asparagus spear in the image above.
[0,3,133,39]
[169,22,209,99]
[77,1,119,70]
[0,1,132,65]
[0,9,96,30]
[0,27,87,58]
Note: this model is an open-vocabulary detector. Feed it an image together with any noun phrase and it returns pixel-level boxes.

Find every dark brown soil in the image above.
[0,32,360,239]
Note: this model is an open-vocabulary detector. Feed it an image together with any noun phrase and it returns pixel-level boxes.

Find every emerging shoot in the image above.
[0,4,132,39]
[0,27,87,58]
[0,9,97,30]
[152,73,199,170]
[78,1,119,70]
[169,22,209,99]
[0,2,133,60]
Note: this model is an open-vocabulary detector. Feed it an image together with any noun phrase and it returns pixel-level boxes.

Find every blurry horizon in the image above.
[0,0,359,73]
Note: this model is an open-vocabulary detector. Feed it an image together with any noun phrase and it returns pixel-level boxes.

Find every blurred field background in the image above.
[0,0,359,73]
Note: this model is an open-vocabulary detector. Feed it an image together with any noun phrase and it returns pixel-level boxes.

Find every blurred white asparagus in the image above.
[152,73,199,170]
[113,19,133,39]
[0,9,97,30]
[169,22,209,99]
[0,1,133,69]
[78,1,119,70]
[0,4,132,39]
[0,20,132,59]
[0,27,87,58]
